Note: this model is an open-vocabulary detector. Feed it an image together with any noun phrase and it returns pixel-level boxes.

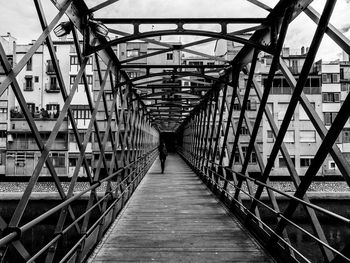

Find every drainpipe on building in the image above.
[41,43,44,109]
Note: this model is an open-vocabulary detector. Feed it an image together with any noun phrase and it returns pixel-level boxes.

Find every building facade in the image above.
[2,32,349,178]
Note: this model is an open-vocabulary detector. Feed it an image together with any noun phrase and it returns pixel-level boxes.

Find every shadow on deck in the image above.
[88,154,273,262]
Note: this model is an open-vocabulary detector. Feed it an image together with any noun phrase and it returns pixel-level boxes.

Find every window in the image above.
[240,126,249,135]
[87,56,93,65]
[300,130,316,142]
[233,102,241,111]
[283,130,295,143]
[51,152,66,167]
[26,57,32,71]
[267,130,274,142]
[329,161,337,170]
[70,75,76,85]
[49,76,59,90]
[332,73,339,83]
[265,76,293,94]
[46,104,60,118]
[279,156,295,167]
[304,77,321,94]
[323,92,340,103]
[341,83,350,92]
[87,75,93,85]
[247,100,257,111]
[242,146,257,164]
[299,102,315,120]
[343,128,350,143]
[341,66,350,80]
[291,59,299,73]
[70,75,92,85]
[267,103,273,116]
[70,55,79,65]
[322,73,331,83]
[278,103,293,120]
[324,112,337,125]
[27,103,35,115]
[69,157,77,167]
[322,73,339,83]
[126,49,139,57]
[300,157,313,167]
[24,76,33,91]
[166,53,173,60]
[105,92,114,101]
[234,147,257,164]
[35,76,39,83]
[71,105,91,119]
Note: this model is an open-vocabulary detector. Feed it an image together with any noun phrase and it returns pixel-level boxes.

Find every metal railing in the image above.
[178,149,350,263]
[0,148,157,262]
[1,0,350,262]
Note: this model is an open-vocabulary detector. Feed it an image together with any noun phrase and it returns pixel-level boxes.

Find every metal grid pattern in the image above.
[0,0,349,262]
[180,1,350,262]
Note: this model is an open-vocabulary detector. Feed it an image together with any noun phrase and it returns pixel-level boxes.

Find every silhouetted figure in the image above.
[158,142,167,173]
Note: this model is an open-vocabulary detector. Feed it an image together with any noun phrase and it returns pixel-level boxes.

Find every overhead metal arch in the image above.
[87,29,272,55]
[119,71,225,87]
[136,91,201,100]
[3,0,350,262]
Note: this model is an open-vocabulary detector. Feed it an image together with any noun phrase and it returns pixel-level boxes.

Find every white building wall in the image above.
[321,63,340,73]
[14,44,44,110]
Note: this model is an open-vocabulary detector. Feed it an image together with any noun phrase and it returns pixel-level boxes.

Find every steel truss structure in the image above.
[0,0,350,262]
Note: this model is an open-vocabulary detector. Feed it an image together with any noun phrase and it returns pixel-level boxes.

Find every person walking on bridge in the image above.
[158,141,167,173]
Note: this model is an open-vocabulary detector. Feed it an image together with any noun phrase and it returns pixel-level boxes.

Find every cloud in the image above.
[0,0,348,61]
[341,24,350,34]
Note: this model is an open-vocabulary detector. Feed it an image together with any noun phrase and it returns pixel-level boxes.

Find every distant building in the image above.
[315,59,350,175]
[6,38,94,177]
[0,32,16,176]
[261,47,323,176]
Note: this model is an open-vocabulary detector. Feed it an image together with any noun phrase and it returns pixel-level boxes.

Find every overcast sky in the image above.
[0,0,349,61]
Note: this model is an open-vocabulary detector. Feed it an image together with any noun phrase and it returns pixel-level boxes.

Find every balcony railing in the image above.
[45,83,60,93]
[10,109,61,119]
[46,60,58,74]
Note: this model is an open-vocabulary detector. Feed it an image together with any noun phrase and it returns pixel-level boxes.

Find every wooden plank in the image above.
[88,154,273,263]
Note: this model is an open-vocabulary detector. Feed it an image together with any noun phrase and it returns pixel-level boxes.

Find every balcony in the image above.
[45,83,60,93]
[46,60,58,74]
[7,138,68,151]
[10,114,67,132]
[23,82,33,91]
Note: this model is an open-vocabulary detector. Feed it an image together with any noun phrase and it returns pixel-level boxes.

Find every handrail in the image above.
[178,148,350,262]
[0,148,158,257]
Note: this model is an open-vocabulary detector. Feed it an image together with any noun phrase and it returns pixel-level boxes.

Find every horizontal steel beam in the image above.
[121,64,227,69]
[134,85,212,89]
[95,18,266,24]
[88,29,272,55]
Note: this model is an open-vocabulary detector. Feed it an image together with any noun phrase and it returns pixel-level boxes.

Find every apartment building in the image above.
[118,39,182,132]
[6,38,94,177]
[214,37,262,175]
[214,39,326,176]
[315,58,350,175]
[261,47,323,176]
[0,33,16,176]
[2,31,349,178]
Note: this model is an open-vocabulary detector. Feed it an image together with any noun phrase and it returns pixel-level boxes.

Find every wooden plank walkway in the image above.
[88,154,274,262]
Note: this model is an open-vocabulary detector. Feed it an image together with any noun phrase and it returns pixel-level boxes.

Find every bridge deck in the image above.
[88,154,273,262]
